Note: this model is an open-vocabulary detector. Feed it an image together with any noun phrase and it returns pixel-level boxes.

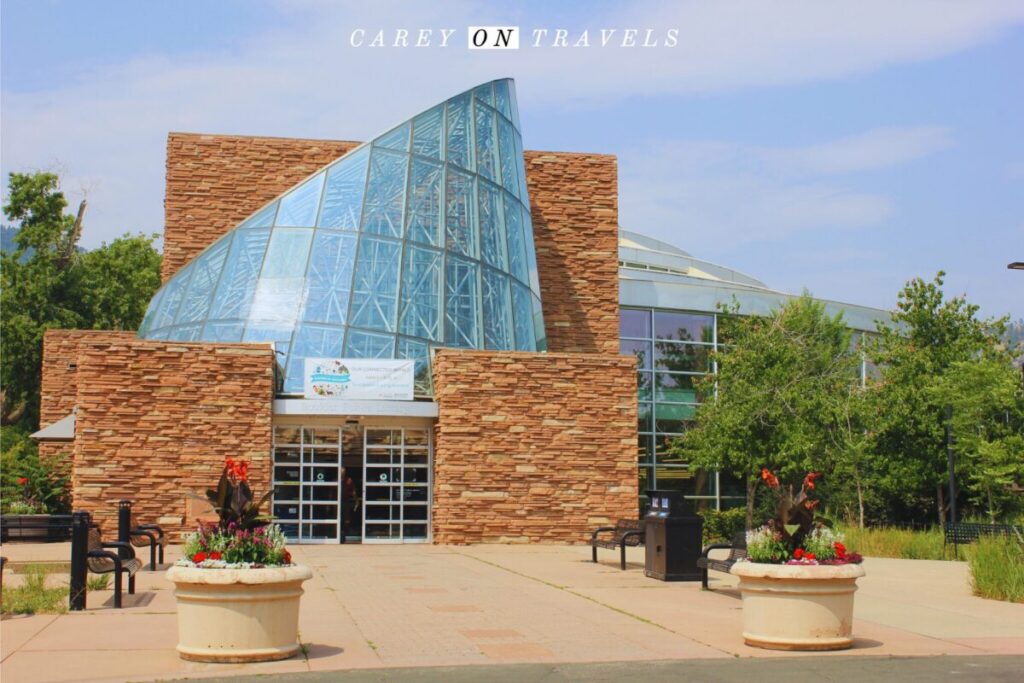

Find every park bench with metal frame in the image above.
[0,514,74,543]
[117,500,167,571]
[590,519,645,570]
[696,532,747,590]
[943,522,1022,558]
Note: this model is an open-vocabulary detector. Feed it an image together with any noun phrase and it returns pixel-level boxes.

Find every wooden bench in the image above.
[591,519,645,570]
[944,522,1022,558]
[696,532,747,590]
[87,526,142,608]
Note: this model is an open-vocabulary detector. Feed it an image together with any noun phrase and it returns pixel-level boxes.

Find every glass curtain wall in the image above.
[137,79,545,397]
[620,307,745,512]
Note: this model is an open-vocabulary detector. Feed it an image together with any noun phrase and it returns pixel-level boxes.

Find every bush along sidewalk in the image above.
[967,536,1024,603]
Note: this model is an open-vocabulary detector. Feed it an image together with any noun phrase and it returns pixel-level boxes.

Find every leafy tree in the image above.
[678,294,861,528]
[928,355,1024,522]
[867,272,1009,524]
[1,171,161,430]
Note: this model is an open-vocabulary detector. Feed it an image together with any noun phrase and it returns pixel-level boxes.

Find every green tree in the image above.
[678,294,861,528]
[1,171,161,430]
[867,272,1008,525]
[929,355,1024,522]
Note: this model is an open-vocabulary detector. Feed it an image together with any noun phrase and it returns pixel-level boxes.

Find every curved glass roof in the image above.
[138,79,545,396]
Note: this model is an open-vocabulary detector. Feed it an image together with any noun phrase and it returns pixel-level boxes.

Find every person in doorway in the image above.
[341,472,359,537]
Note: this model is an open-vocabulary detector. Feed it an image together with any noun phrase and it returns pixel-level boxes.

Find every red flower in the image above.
[803,472,819,491]
[805,552,816,561]
[761,468,780,489]
[834,542,846,559]
[193,552,208,564]
[18,476,28,485]
[283,550,292,565]
[794,548,804,559]
[209,552,222,561]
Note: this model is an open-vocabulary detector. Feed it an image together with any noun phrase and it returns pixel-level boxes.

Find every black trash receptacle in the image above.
[644,490,703,581]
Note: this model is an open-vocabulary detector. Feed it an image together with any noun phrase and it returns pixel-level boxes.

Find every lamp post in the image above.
[945,403,956,525]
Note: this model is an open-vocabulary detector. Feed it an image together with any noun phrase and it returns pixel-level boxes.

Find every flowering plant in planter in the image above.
[745,469,862,565]
[177,459,293,568]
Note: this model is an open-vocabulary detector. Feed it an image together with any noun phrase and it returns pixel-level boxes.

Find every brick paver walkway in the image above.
[2,542,1022,682]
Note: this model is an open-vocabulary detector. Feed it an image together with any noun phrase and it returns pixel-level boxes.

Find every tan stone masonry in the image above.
[432,349,638,544]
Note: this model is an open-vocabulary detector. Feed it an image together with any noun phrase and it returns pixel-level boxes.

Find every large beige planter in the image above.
[166,564,313,662]
[730,562,866,651]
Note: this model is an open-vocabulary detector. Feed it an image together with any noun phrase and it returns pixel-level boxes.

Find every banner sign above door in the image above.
[304,358,414,401]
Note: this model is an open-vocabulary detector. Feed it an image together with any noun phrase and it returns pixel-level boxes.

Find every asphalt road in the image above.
[189,655,1024,683]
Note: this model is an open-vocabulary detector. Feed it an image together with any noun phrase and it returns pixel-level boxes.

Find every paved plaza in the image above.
[2,542,1023,682]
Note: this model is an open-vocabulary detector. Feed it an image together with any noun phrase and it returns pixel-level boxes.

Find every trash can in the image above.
[644,489,703,581]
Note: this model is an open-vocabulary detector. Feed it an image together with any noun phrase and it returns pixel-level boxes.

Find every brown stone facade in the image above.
[69,338,274,536]
[432,350,637,544]
[162,134,620,354]
[523,151,619,354]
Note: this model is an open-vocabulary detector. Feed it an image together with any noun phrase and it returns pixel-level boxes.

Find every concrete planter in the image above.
[730,561,866,651]
[165,564,313,662]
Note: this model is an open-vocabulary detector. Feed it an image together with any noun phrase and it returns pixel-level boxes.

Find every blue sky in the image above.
[2,0,1022,319]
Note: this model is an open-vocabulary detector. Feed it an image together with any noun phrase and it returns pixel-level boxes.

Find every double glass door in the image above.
[271,424,431,543]
[362,428,431,543]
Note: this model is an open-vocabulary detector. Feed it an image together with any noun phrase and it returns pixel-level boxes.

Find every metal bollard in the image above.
[69,511,90,611]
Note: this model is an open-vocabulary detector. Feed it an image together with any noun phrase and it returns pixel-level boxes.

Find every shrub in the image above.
[967,537,1024,603]
[699,507,746,544]
[0,426,70,514]
[838,525,945,560]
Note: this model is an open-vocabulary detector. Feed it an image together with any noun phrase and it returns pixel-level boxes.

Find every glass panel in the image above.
[655,403,695,434]
[507,80,522,132]
[137,287,164,336]
[397,338,432,395]
[405,159,443,247]
[365,429,399,446]
[474,82,494,107]
[620,339,651,369]
[654,342,711,373]
[177,238,230,323]
[210,228,271,320]
[493,80,512,120]
[239,201,278,229]
[304,427,339,445]
[275,426,301,444]
[482,268,513,350]
[362,148,408,238]
[654,311,714,343]
[152,266,189,330]
[345,329,395,358]
[445,166,477,257]
[364,523,399,539]
[399,246,442,341]
[260,229,313,279]
[638,402,652,434]
[637,435,652,464]
[638,371,653,401]
[276,172,325,227]
[521,208,542,295]
[376,122,410,152]
[620,308,651,338]
[405,429,428,445]
[166,324,201,341]
[655,466,715,497]
[445,93,473,171]
[512,126,530,205]
[350,236,401,332]
[303,231,357,325]
[444,255,480,348]
[478,182,507,269]
[474,102,499,184]
[285,324,345,393]
[411,105,444,160]
[201,321,244,342]
[319,149,369,230]
[496,116,519,197]
[531,294,546,352]
[654,373,703,403]
[510,281,534,351]
[504,194,528,284]
[638,467,652,514]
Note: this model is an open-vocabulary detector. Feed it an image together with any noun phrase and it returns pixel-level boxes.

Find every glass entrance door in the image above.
[272,425,343,543]
[362,428,431,543]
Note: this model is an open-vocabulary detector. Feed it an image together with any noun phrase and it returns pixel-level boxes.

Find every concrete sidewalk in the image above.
[2,542,1023,683]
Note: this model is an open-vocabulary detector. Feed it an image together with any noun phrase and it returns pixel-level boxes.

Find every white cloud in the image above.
[756,126,952,175]
[1,0,1021,246]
